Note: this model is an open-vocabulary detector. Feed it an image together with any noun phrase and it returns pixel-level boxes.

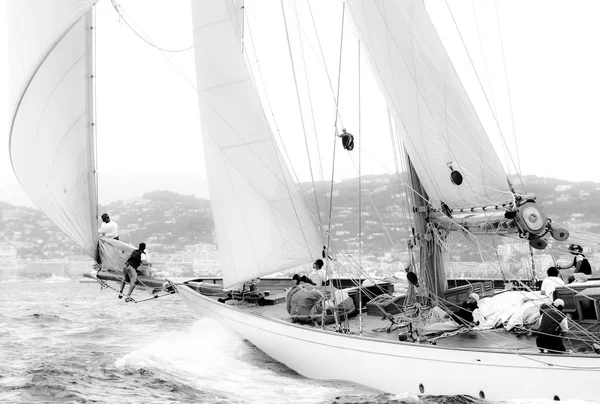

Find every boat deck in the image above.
[201,289,600,356]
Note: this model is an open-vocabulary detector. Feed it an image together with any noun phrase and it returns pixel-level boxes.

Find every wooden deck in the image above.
[185,278,600,356]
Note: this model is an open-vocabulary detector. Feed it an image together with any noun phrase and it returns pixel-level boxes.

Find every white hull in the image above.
[177,284,599,401]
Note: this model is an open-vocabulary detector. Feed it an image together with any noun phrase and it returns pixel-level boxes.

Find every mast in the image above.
[407,155,446,298]
[85,7,100,263]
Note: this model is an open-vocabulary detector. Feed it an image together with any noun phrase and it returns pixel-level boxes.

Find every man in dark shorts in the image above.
[118,242,151,301]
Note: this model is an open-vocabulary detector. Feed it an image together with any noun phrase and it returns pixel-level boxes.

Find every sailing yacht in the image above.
[7,0,600,400]
[175,0,599,400]
[7,0,170,298]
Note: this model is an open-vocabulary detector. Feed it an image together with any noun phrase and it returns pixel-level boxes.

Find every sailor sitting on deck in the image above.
[308,259,328,286]
[292,273,316,287]
[557,244,592,284]
[539,266,565,300]
[118,242,152,301]
[534,299,569,353]
[452,293,481,327]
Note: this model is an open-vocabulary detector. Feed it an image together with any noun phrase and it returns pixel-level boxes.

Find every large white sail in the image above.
[8,0,98,259]
[191,1,321,288]
[346,0,512,210]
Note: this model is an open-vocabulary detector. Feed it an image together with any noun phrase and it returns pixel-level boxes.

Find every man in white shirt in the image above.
[540,266,565,300]
[99,213,119,240]
[308,259,327,286]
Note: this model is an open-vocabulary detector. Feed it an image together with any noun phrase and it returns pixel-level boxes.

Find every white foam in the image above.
[116,317,344,403]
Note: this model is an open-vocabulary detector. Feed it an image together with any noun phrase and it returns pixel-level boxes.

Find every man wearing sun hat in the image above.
[557,244,592,283]
[535,299,569,353]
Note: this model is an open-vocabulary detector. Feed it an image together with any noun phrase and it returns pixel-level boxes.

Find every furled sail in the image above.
[8,0,99,260]
[346,0,512,210]
[191,1,321,288]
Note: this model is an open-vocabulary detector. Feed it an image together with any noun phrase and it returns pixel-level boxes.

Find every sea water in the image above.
[0,281,594,404]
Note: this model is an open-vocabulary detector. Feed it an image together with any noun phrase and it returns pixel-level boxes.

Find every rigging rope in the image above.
[442,0,524,191]
[357,38,363,336]
[494,0,522,177]
[110,0,194,53]
[282,0,325,243]
[325,2,347,297]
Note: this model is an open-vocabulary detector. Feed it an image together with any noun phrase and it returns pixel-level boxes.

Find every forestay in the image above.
[8,0,99,259]
[346,0,512,210]
[191,0,321,288]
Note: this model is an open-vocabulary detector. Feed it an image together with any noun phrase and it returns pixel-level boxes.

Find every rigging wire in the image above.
[325,1,347,261]
[243,4,335,249]
[287,0,325,242]
[305,0,346,131]
[108,0,197,92]
[242,10,308,196]
[357,38,363,335]
[494,0,522,177]
[88,5,100,248]
[109,0,194,53]
[442,0,524,191]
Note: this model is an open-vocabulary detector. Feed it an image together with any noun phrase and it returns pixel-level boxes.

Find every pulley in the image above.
[550,227,569,241]
[440,201,452,218]
[447,162,463,186]
[406,271,419,287]
[339,129,354,151]
[529,238,548,250]
[515,202,547,235]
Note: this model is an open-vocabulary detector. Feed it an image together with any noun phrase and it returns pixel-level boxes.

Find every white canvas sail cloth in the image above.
[8,0,98,259]
[346,0,512,210]
[191,1,321,288]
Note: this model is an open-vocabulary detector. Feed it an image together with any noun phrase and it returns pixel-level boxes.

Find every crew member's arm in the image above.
[557,259,575,270]
[141,252,152,267]
[560,316,569,334]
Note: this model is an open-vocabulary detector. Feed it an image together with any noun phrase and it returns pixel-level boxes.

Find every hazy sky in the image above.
[1,0,600,207]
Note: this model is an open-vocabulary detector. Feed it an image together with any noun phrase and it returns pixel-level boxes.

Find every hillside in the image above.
[1,174,599,260]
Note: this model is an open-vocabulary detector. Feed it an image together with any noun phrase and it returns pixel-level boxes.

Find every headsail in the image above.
[8,0,99,260]
[346,0,512,210]
[191,1,321,288]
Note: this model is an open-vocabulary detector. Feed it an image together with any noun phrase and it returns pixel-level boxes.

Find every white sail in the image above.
[191,1,321,288]
[346,0,512,210]
[8,0,98,259]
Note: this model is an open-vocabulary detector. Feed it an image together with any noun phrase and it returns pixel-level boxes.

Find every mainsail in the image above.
[346,0,512,210]
[191,1,321,288]
[8,0,99,260]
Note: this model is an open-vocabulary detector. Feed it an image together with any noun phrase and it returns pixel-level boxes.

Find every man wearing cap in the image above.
[535,299,569,353]
[98,213,119,240]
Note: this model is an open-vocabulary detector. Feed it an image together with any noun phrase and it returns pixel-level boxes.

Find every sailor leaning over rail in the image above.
[118,242,153,302]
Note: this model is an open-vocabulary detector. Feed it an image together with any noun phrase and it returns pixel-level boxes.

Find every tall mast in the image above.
[407,155,446,299]
[85,6,99,262]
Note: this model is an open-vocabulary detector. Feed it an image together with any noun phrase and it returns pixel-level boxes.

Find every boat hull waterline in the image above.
[176,285,598,401]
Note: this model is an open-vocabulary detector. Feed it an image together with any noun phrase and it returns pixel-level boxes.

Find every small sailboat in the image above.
[44,273,72,283]
[7,0,171,299]
[7,0,600,400]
